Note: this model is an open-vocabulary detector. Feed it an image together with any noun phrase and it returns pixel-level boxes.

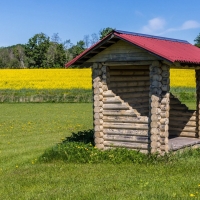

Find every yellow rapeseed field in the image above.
[0,69,92,89]
[170,69,195,87]
[0,68,196,90]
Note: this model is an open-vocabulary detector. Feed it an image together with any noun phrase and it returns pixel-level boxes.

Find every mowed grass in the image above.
[1,103,200,199]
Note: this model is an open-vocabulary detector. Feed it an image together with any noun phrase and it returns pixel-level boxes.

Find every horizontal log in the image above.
[103,134,149,143]
[103,128,148,136]
[169,131,197,137]
[109,81,150,88]
[137,108,149,115]
[103,90,116,97]
[169,126,197,132]
[107,63,150,68]
[103,116,148,123]
[109,70,149,76]
[170,105,188,110]
[110,76,149,82]
[169,99,181,104]
[123,97,149,103]
[111,86,149,93]
[103,123,148,130]
[169,116,196,122]
[103,141,149,150]
[103,97,122,104]
[119,92,149,98]
[129,104,149,110]
[103,104,129,110]
[170,110,196,116]
[103,110,139,116]
[169,120,196,127]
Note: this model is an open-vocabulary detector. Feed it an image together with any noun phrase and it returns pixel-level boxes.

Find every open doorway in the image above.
[169,68,197,139]
[170,68,196,110]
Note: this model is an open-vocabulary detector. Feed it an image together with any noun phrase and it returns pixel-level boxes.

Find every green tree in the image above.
[25,33,50,68]
[46,33,67,68]
[69,40,85,58]
[194,33,200,48]
[13,44,26,68]
[99,27,114,40]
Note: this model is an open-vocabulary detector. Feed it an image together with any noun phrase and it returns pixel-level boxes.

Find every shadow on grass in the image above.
[62,129,95,146]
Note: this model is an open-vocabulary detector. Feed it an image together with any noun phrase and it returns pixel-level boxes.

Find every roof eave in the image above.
[65,32,118,68]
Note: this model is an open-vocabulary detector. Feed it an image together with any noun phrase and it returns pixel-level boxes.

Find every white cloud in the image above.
[157,20,200,35]
[142,17,166,34]
[181,20,200,30]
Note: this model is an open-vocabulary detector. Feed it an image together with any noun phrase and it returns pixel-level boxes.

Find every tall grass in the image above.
[0,89,92,103]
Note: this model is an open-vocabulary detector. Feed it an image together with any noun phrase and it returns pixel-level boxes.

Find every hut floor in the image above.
[169,137,200,151]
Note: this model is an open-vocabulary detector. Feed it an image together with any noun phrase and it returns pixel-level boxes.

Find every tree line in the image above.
[0,28,199,69]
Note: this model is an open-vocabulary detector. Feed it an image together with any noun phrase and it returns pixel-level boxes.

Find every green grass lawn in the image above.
[1,103,200,200]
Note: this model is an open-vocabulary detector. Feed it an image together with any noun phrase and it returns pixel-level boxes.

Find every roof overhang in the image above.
[66,30,200,68]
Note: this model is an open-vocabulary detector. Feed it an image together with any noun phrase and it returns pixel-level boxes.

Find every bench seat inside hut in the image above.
[66,30,200,154]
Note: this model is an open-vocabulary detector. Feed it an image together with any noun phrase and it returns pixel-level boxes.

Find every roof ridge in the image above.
[115,30,190,44]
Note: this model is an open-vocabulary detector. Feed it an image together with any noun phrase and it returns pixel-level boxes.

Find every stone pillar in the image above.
[196,69,200,138]
[149,61,170,154]
[92,63,109,149]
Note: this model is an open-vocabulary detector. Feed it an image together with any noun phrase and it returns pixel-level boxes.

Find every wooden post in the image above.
[149,61,170,154]
[92,63,110,149]
[196,69,200,138]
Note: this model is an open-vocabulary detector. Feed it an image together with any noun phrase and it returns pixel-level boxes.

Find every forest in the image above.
[0,28,113,69]
[0,28,199,69]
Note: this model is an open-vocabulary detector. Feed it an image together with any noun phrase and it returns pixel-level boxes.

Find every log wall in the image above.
[92,61,199,154]
[88,40,157,63]
[108,65,150,116]
[92,63,149,153]
[149,62,170,154]
[169,94,197,138]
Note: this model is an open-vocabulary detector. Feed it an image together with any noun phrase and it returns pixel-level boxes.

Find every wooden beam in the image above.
[102,61,153,66]
[107,41,116,44]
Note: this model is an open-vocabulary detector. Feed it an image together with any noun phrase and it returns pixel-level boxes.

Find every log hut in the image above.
[66,30,200,154]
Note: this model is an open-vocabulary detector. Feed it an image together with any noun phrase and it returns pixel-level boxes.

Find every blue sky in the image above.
[0,0,200,47]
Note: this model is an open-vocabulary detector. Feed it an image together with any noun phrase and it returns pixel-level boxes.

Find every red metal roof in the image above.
[66,30,200,67]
